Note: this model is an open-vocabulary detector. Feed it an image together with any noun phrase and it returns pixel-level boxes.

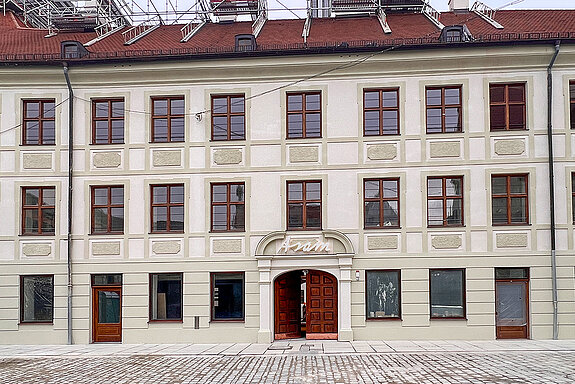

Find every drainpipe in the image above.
[63,64,74,345]
[547,41,560,340]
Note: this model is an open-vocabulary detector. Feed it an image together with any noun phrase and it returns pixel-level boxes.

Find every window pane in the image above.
[94,188,109,206]
[213,116,229,140]
[288,203,303,228]
[25,121,39,144]
[230,115,245,139]
[426,109,442,133]
[446,199,462,225]
[110,187,124,205]
[496,268,529,280]
[382,90,398,108]
[364,91,379,109]
[153,99,168,115]
[230,97,244,114]
[382,110,398,134]
[364,180,380,199]
[510,197,527,223]
[95,102,109,118]
[42,121,55,145]
[427,200,444,226]
[366,271,400,318]
[508,85,525,102]
[305,202,321,228]
[446,178,462,197]
[153,207,167,231]
[288,183,303,201]
[22,276,53,322]
[382,180,398,198]
[41,208,55,233]
[213,273,244,320]
[110,207,124,232]
[444,88,460,105]
[153,119,168,142]
[212,185,228,203]
[444,108,460,132]
[492,177,507,195]
[111,101,124,118]
[306,182,321,201]
[287,94,302,112]
[490,105,506,130]
[213,97,228,114]
[305,113,321,137]
[490,85,505,103]
[93,207,108,232]
[42,189,55,206]
[287,114,302,138]
[383,201,399,227]
[44,102,56,118]
[570,103,575,130]
[95,121,109,143]
[492,197,508,224]
[171,99,184,115]
[508,105,525,130]
[98,291,120,323]
[212,205,228,231]
[510,176,526,194]
[170,118,185,142]
[24,189,39,205]
[24,209,39,233]
[230,184,244,202]
[151,274,182,320]
[111,120,124,143]
[364,201,380,227]
[152,187,167,204]
[364,111,380,135]
[170,206,184,231]
[426,89,442,106]
[430,270,464,318]
[25,102,40,118]
[170,185,184,204]
[427,178,442,196]
[305,94,320,111]
[230,205,245,230]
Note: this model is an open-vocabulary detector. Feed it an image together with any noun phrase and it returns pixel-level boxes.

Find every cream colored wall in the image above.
[0,44,574,343]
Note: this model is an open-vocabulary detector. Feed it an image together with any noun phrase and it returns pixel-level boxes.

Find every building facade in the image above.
[1,0,575,344]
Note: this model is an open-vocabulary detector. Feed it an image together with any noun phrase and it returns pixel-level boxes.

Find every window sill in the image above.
[20,233,55,237]
[149,231,185,235]
[210,319,245,323]
[430,317,467,320]
[427,225,465,229]
[366,317,402,321]
[492,223,530,227]
[364,226,401,230]
[90,142,125,146]
[148,319,183,323]
[19,321,53,325]
[90,232,124,236]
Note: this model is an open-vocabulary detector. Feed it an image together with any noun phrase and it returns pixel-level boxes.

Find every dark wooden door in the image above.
[496,280,529,339]
[306,270,337,339]
[274,271,301,339]
[93,287,122,342]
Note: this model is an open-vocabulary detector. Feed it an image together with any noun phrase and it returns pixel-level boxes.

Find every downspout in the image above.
[547,41,560,340]
[63,64,74,345]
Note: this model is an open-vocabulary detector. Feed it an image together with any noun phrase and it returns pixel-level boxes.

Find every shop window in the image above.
[427,176,463,227]
[211,183,245,232]
[151,96,185,142]
[23,100,56,145]
[430,269,465,319]
[491,174,529,225]
[150,273,182,321]
[151,184,184,232]
[425,86,462,133]
[211,272,244,321]
[22,187,55,235]
[363,89,399,136]
[20,275,53,323]
[92,99,124,144]
[287,181,321,230]
[366,270,401,320]
[489,83,526,131]
[286,92,321,138]
[364,178,399,228]
[91,186,124,234]
[211,95,245,140]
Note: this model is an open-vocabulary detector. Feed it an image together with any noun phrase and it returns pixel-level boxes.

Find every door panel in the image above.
[274,271,301,339]
[306,270,337,339]
[496,281,528,339]
[93,287,122,342]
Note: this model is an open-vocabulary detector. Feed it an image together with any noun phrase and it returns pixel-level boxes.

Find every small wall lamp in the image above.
[355,270,360,281]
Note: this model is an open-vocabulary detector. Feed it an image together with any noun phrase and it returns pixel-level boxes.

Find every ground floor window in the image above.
[211,272,244,321]
[150,273,182,321]
[20,275,53,323]
[429,269,465,319]
[366,270,401,319]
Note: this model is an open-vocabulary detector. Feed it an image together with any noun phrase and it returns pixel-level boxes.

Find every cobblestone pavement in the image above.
[1,340,575,384]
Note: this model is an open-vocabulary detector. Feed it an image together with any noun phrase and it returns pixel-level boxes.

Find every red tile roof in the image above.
[1,8,574,62]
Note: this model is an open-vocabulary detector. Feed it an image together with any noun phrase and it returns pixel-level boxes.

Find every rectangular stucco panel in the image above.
[92,242,121,255]
[367,144,396,160]
[93,152,122,168]
[153,150,181,166]
[214,149,242,165]
[367,236,398,250]
[494,140,525,155]
[289,146,319,163]
[213,239,242,253]
[496,233,528,248]
[22,243,51,256]
[430,142,460,158]
[152,241,181,254]
[23,154,52,169]
[431,235,462,249]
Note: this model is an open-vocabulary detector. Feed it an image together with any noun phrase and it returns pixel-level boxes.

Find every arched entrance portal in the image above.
[274,270,338,340]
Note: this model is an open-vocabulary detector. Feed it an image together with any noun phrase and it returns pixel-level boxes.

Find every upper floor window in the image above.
[151,184,184,232]
[491,174,529,225]
[211,95,245,141]
[91,186,124,234]
[20,275,53,323]
[489,83,526,131]
[150,273,182,321]
[427,176,463,227]
[364,89,399,136]
[364,178,399,229]
[287,181,321,230]
[366,270,401,320]
[92,99,124,144]
[151,96,184,142]
[570,81,575,129]
[430,269,466,319]
[235,34,256,52]
[426,86,462,133]
[287,92,321,138]
[22,187,55,235]
[23,100,55,145]
[211,183,245,232]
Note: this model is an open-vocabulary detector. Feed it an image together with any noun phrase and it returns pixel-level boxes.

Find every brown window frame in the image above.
[150,184,185,233]
[570,81,575,130]
[429,268,466,320]
[489,83,527,131]
[210,182,245,232]
[149,273,183,322]
[91,186,124,235]
[363,178,400,229]
[151,96,185,143]
[20,274,54,324]
[425,86,462,133]
[365,270,402,320]
[363,88,400,136]
[286,91,322,139]
[211,95,246,141]
[22,99,56,145]
[491,174,529,225]
[286,180,322,231]
[427,176,464,227]
[21,186,56,236]
[92,98,125,144]
[210,272,245,322]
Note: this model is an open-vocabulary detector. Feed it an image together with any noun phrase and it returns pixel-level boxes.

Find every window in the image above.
[92,99,124,144]
[91,186,124,234]
[211,272,244,321]
[489,83,526,131]
[364,178,399,228]
[150,273,182,321]
[23,100,56,145]
[151,96,185,142]
[366,270,401,320]
[235,34,256,51]
[427,176,463,227]
[22,187,55,235]
[151,184,184,232]
[287,92,321,138]
[425,86,462,133]
[211,95,245,141]
[211,183,245,232]
[430,269,465,319]
[287,181,321,230]
[570,81,575,129]
[440,25,472,43]
[20,275,53,323]
[363,89,399,136]
[491,174,529,225]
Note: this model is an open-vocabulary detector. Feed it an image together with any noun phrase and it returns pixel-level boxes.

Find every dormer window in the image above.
[61,41,89,59]
[440,25,472,43]
[235,34,256,52]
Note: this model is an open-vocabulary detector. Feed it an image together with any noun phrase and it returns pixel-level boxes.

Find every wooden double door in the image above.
[274,270,337,340]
